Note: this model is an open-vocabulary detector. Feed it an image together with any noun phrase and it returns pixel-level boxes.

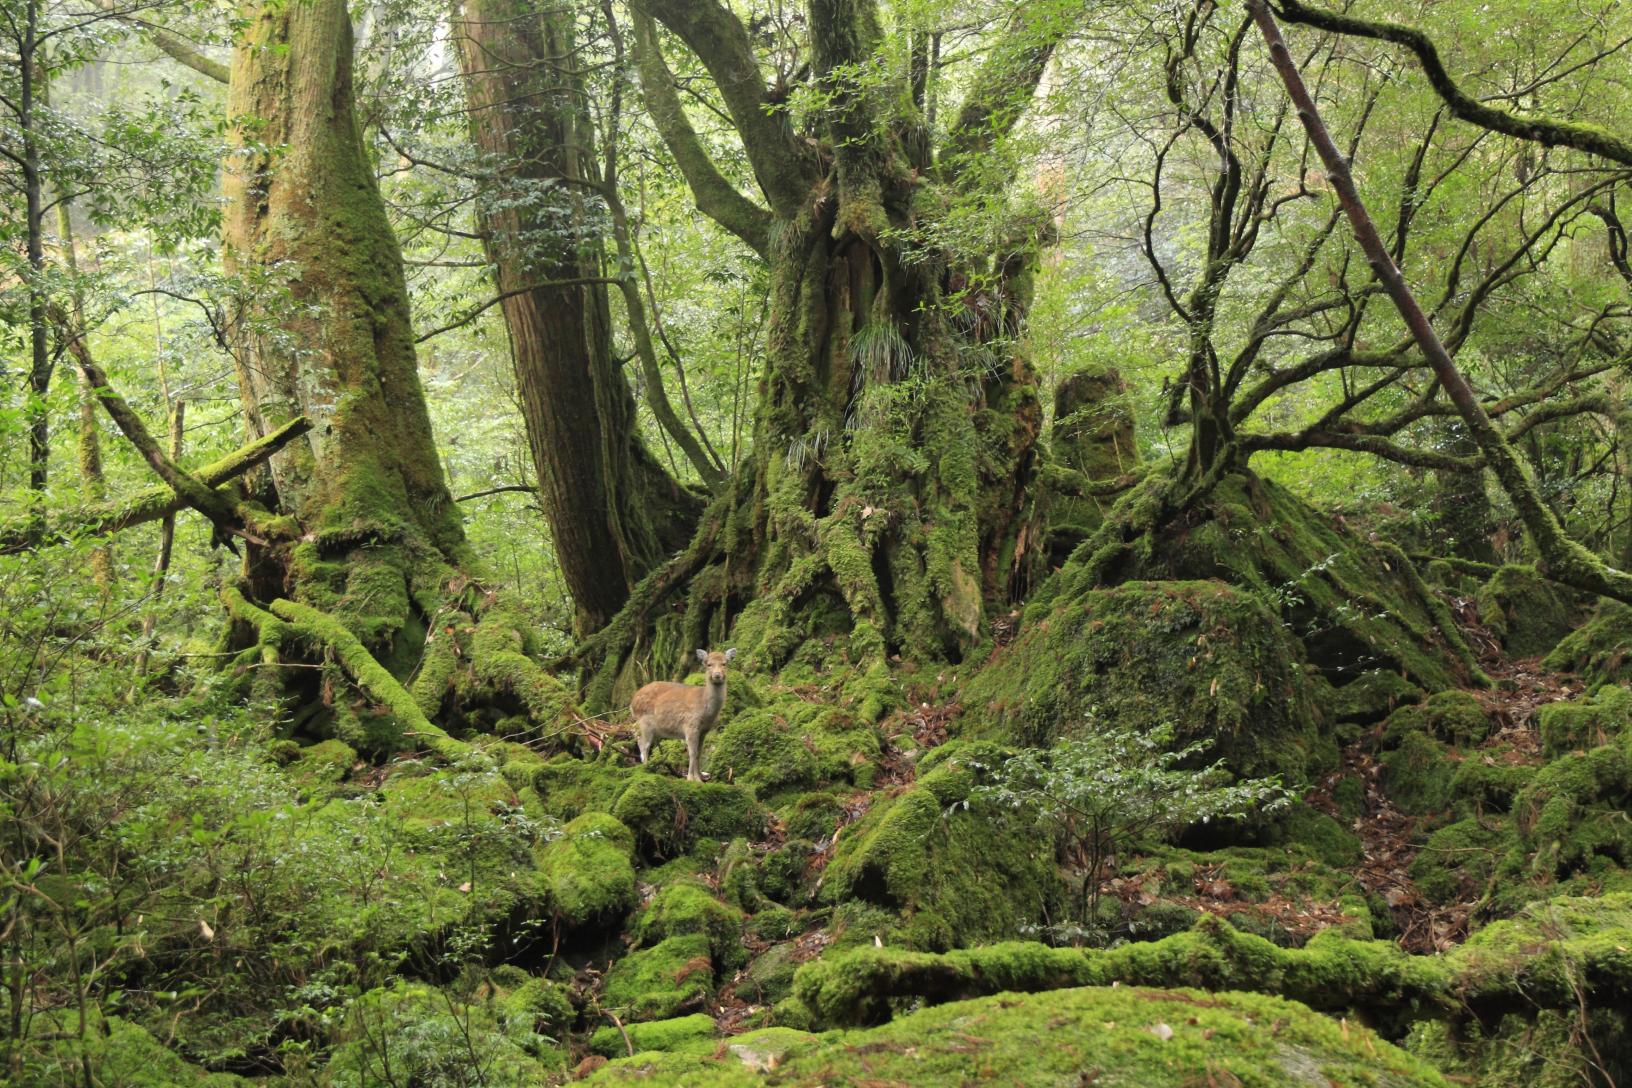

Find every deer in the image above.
[631,648,735,781]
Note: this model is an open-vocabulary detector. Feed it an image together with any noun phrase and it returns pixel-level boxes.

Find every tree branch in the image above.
[1274,0,1632,166]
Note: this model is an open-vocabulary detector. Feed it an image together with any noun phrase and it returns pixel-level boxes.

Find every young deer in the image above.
[631,648,735,781]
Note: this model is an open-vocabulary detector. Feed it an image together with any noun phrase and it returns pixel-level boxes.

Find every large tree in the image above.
[578,0,1079,698]
[216,0,571,747]
[448,0,706,633]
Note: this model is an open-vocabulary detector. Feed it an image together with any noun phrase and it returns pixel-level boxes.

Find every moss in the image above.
[1380,732,1457,816]
[532,755,633,821]
[1255,802,1363,868]
[791,915,1450,1030]
[283,738,356,793]
[498,976,575,1045]
[1137,475,1466,691]
[706,703,880,796]
[634,880,747,969]
[611,773,766,861]
[780,791,844,842]
[1409,819,1503,905]
[1382,690,1491,749]
[581,987,1447,1088]
[747,904,800,942]
[19,1012,252,1087]
[589,1013,718,1058]
[1330,669,1424,724]
[601,934,715,1021]
[1445,893,1632,1009]
[738,941,803,1006]
[1545,600,1632,688]
[1409,1007,1632,1088]
[1497,740,1632,900]
[1447,746,1530,813]
[818,763,1062,947]
[1537,685,1632,757]
[538,812,638,928]
[1476,564,1579,659]
[960,579,1330,780]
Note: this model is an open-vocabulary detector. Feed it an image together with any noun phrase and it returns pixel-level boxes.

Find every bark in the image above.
[219,0,574,745]
[579,0,1072,701]
[449,0,702,634]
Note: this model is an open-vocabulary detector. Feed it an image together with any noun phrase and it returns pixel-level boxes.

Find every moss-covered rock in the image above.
[1537,685,1632,757]
[1410,1007,1632,1088]
[1381,690,1491,749]
[818,762,1061,948]
[538,812,637,928]
[633,879,747,969]
[18,1012,252,1087]
[583,985,1449,1087]
[1545,600,1632,689]
[1380,733,1457,816]
[283,738,356,793]
[532,755,633,821]
[611,773,767,861]
[1409,819,1503,905]
[960,579,1330,780]
[601,934,715,1021]
[1477,564,1580,659]
[705,703,880,796]
[1330,669,1424,725]
[588,1012,717,1058]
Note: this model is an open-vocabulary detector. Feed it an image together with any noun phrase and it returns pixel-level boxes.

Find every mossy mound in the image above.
[1537,684,1632,757]
[582,986,1448,1087]
[1545,600,1632,688]
[633,879,747,969]
[589,1013,718,1058]
[611,773,767,861]
[960,579,1330,780]
[705,702,881,796]
[16,1012,251,1087]
[1476,565,1581,659]
[1410,1006,1632,1088]
[1380,733,1457,816]
[282,738,357,794]
[538,812,638,929]
[601,933,715,1021]
[818,759,1062,948]
[1330,669,1424,725]
[1381,690,1491,749]
[1136,474,1467,691]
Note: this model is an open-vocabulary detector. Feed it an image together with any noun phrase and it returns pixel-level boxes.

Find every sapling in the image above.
[968,722,1293,934]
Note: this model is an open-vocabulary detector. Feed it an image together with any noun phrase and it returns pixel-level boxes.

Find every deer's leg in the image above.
[637,719,652,765]
[686,728,702,782]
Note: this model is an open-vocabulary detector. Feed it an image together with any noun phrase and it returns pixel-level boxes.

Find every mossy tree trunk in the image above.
[582,0,1077,700]
[449,0,703,633]
[220,0,570,747]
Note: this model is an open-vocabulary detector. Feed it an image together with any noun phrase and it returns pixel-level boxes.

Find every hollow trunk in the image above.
[449,0,701,633]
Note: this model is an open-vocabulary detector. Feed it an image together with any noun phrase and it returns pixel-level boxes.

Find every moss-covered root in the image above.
[792,915,1447,1030]
[266,597,469,761]
[582,986,1449,1088]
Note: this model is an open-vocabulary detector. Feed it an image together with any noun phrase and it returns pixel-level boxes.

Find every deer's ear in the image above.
[724,648,737,662]
[695,648,708,664]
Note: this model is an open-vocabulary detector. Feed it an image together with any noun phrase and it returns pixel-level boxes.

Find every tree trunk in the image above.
[449,0,701,634]
[220,0,572,748]
[580,0,1056,704]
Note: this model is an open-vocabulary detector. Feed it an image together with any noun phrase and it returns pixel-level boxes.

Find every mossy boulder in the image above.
[1409,819,1504,905]
[705,702,880,796]
[1330,669,1424,725]
[633,879,747,969]
[1501,741,1632,897]
[601,933,715,1021]
[740,941,803,1005]
[819,761,1061,948]
[1537,685,1632,757]
[20,1012,251,1087]
[538,812,638,928]
[1380,732,1457,816]
[1476,564,1580,659]
[1545,600,1632,688]
[588,1012,717,1058]
[960,579,1329,780]
[1381,690,1491,749]
[611,773,767,860]
[283,738,356,793]
[532,755,634,821]
[582,986,1448,1087]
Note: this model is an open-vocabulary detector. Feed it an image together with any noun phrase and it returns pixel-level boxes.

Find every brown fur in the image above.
[631,648,734,781]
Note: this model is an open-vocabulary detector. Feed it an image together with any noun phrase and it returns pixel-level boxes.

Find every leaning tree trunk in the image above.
[220,0,572,749]
[577,0,1057,707]
[449,0,701,633]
